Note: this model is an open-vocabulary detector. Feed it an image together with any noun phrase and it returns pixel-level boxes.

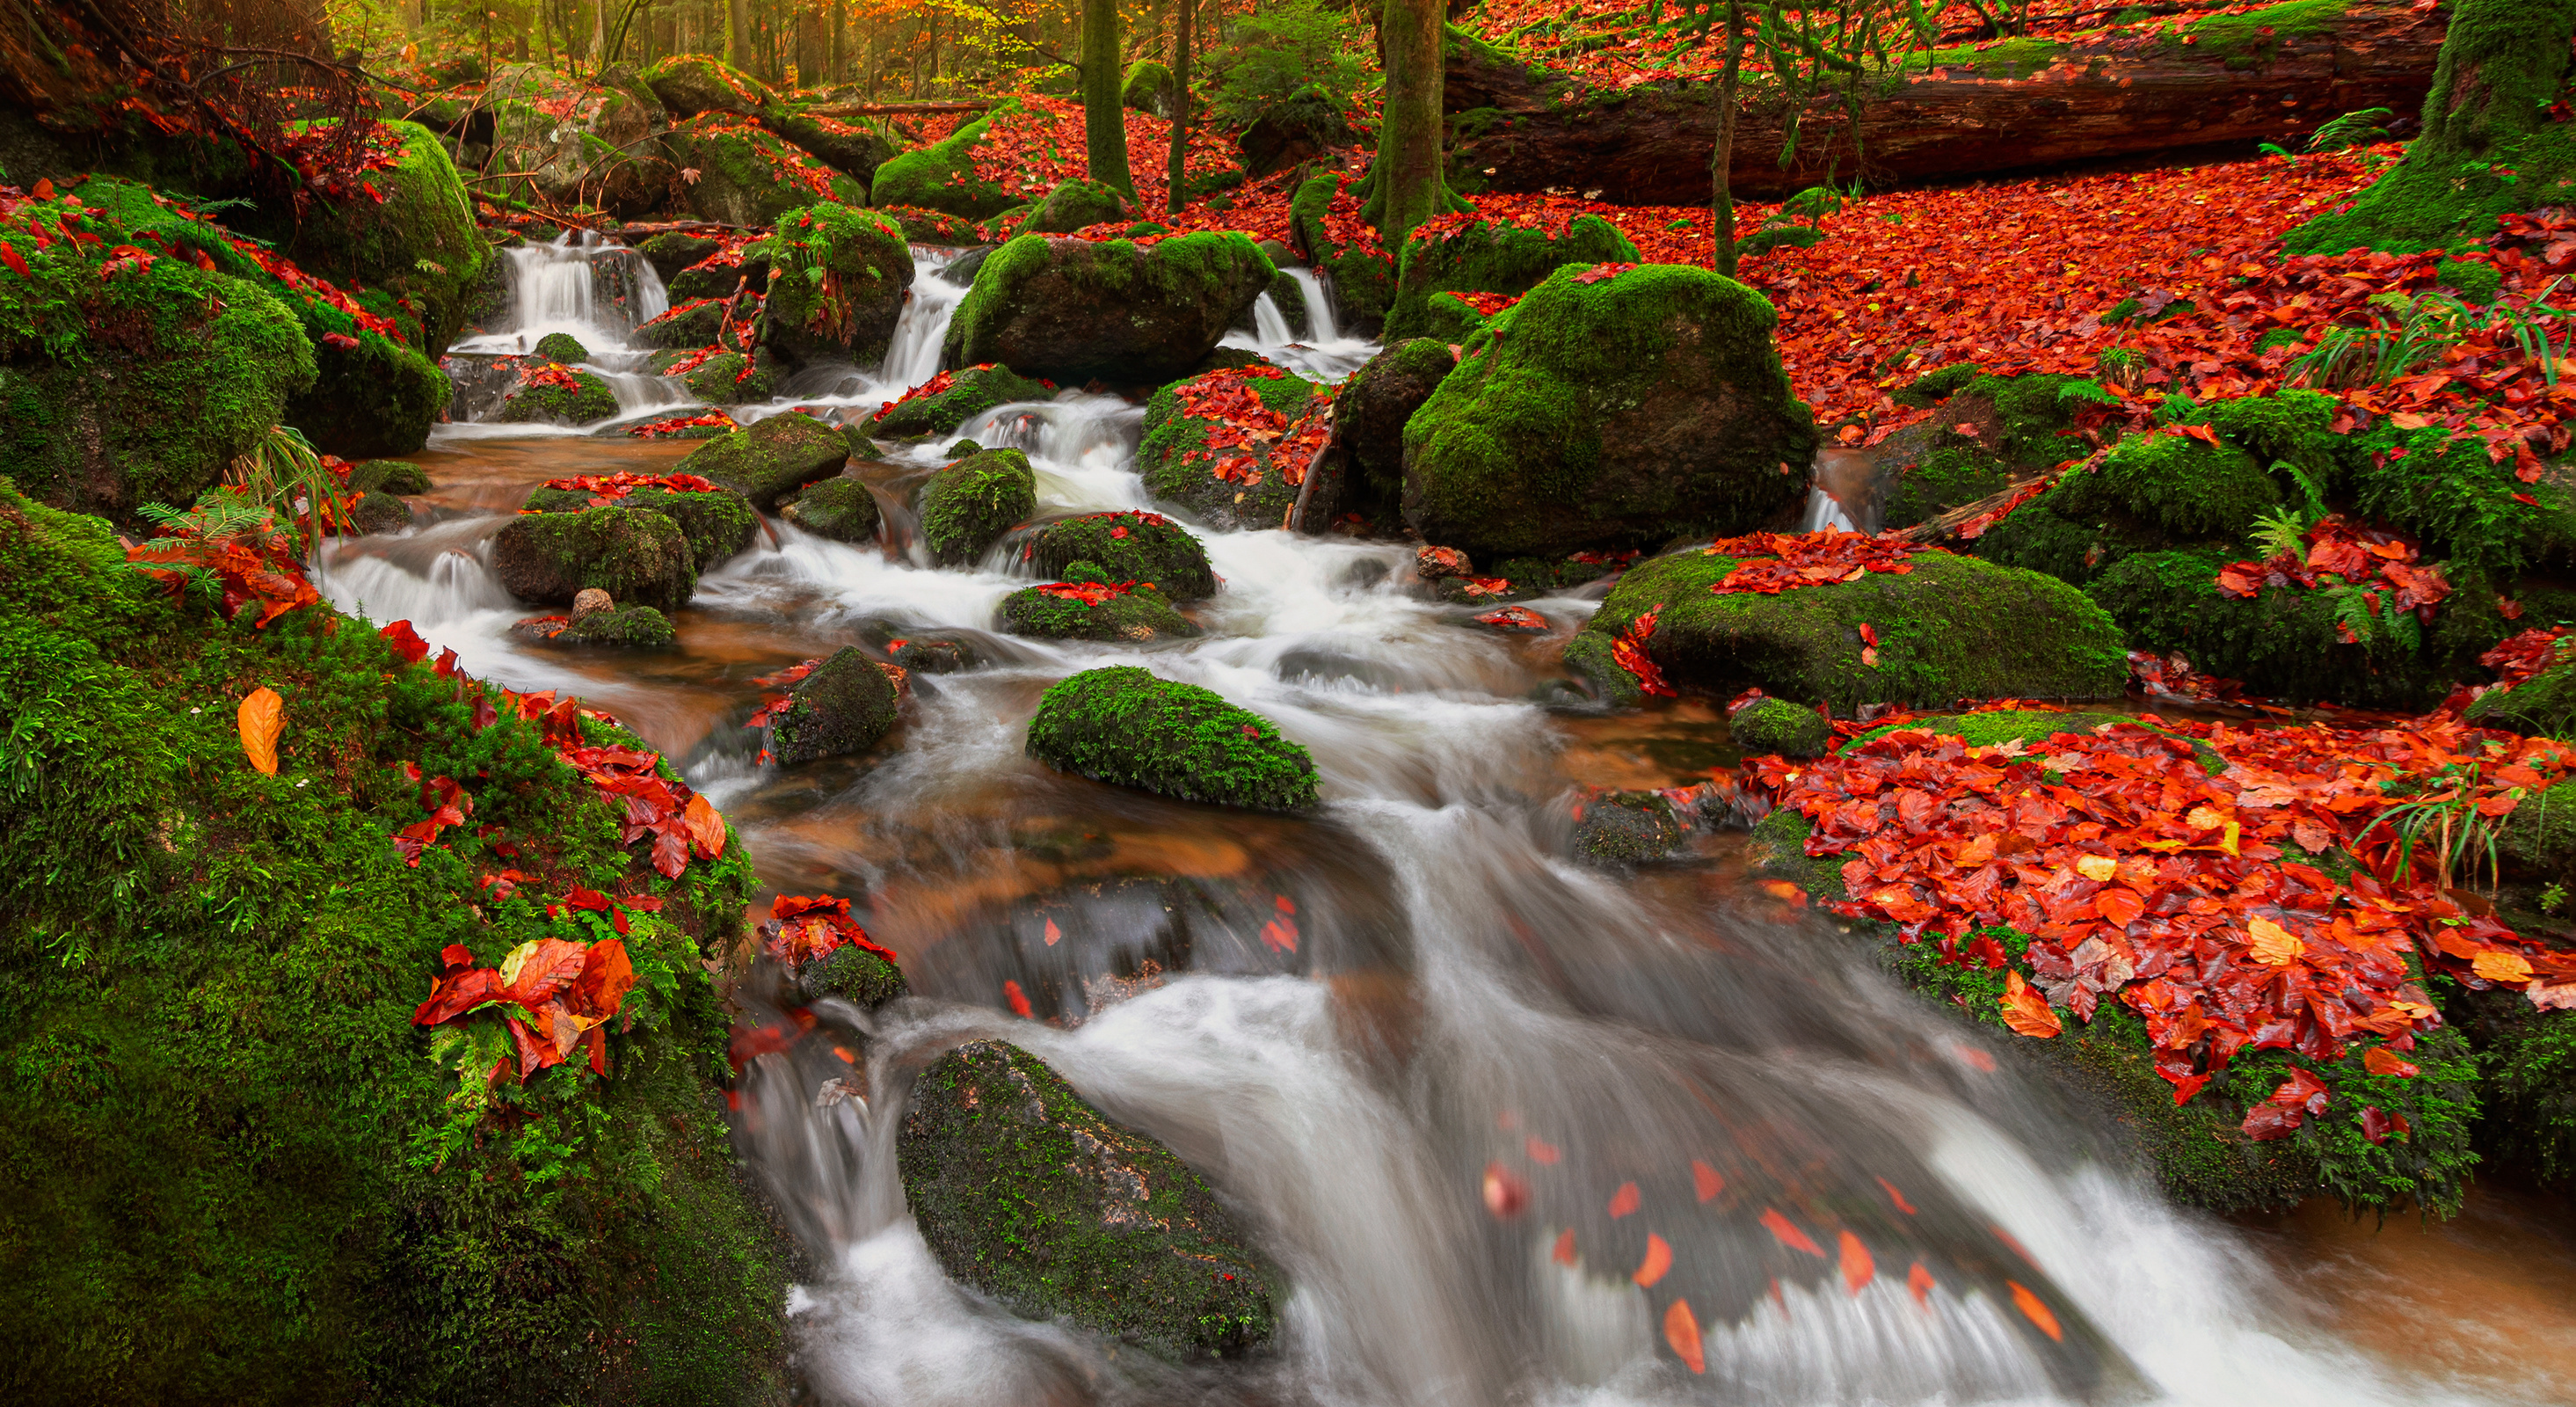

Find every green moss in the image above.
[2348,421,2576,581]
[1883,446,2009,530]
[523,484,756,569]
[1845,709,2230,775]
[940,231,1276,383]
[899,1040,1278,1359]
[1017,179,1134,235]
[643,54,776,116]
[666,114,866,225]
[870,364,1052,439]
[553,603,678,647]
[751,201,912,366]
[768,646,899,764]
[1571,790,1688,863]
[532,332,590,361]
[1026,511,1218,600]
[1969,492,2168,587]
[668,412,846,511]
[2049,432,2281,539]
[1137,368,1320,530]
[2167,0,2349,61]
[867,99,1024,219]
[261,120,490,358]
[780,476,881,543]
[919,448,1037,566]
[799,943,908,1007]
[2447,981,2576,1184]
[761,108,897,183]
[1024,666,1319,810]
[0,478,788,1402]
[495,366,618,425]
[1903,35,2070,78]
[999,580,1199,642]
[679,351,776,405]
[351,458,432,495]
[1401,262,1818,556]
[1728,696,1831,757]
[2437,258,2506,303]
[1416,290,1490,342]
[1385,214,1639,342]
[2470,656,2576,739]
[490,506,699,611]
[1891,361,1981,408]
[1571,548,2129,712]
[1291,171,1391,334]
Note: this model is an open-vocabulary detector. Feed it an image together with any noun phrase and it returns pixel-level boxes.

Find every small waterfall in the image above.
[1283,267,1341,344]
[881,252,967,389]
[457,231,670,352]
[1224,265,1378,383]
[1806,444,1888,534]
[1251,291,1295,346]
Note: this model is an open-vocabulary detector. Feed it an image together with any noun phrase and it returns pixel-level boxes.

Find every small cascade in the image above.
[1224,264,1379,383]
[1283,266,1341,344]
[1251,291,1296,346]
[881,254,967,389]
[458,231,670,352]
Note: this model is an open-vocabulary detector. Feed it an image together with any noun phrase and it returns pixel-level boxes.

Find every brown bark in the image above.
[1449,0,2446,204]
[799,99,995,115]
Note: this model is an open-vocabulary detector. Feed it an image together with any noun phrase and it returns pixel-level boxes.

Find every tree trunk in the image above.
[1364,0,1463,252]
[1450,0,2447,203]
[1082,0,1135,194]
[1166,0,1193,214]
[724,0,748,69]
[1709,4,1746,278]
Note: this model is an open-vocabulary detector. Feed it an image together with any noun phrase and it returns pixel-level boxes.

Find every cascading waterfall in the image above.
[1226,265,1376,383]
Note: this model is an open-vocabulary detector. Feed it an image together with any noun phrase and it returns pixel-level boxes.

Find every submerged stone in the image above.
[1571,790,1691,864]
[869,364,1052,440]
[779,476,881,543]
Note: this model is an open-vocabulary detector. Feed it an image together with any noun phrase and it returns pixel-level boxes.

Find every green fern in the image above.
[2252,504,2312,562]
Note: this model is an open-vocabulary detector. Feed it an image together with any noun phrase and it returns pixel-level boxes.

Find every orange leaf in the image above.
[1634,1232,1673,1287]
[1608,1180,1641,1218]
[1877,1177,1917,1214]
[2473,949,2536,983]
[2362,1046,2419,1077]
[2008,1280,2064,1342]
[1837,1230,1874,1295]
[2247,915,2303,966]
[1692,1159,1724,1202]
[1908,1261,1935,1309]
[1760,1207,1826,1257]
[682,791,726,860]
[1552,1228,1577,1266]
[2000,971,2062,1039]
[2096,887,2144,927]
[237,686,284,775]
[1663,1297,1706,1374]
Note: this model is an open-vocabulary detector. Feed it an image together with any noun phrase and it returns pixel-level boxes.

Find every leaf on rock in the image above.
[237,687,283,775]
[2000,971,2062,1039]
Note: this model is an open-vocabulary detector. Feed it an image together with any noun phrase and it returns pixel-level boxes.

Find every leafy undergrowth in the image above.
[908,94,1248,220]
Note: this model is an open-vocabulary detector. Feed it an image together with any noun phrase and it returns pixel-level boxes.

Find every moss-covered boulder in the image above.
[350,491,415,536]
[1023,510,1218,601]
[673,411,849,511]
[1332,338,1456,522]
[1290,171,1392,335]
[0,478,790,1400]
[491,505,698,611]
[666,248,775,303]
[637,231,724,281]
[533,331,591,361]
[669,349,777,404]
[780,476,881,543]
[1015,179,1134,236]
[794,939,910,1007]
[1122,61,1179,115]
[760,108,896,183]
[1729,696,1830,757]
[919,448,1037,565]
[899,1040,1278,1360]
[1025,666,1319,810]
[259,120,490,358]
[2469,651,2576,737]
[553,602,679,648]
[942,233,1277,384]
[1386,214,1640,343]
[750,202,913,367]
[768,646,901,764]
[664,114,864,225]
[482,65,673,218]
[1137,366,1324,531]
[999,579,1200,642]
[867,100,1026,219]
[521,481,757,569]
[1976,429,2284,587]
[870,362,1053,439]
[1564,547,2129,711]
[877,205,988,244]
[349,458,432,495]
[644,54,775,116]
[494,364,619,425]
[1401,263,1818,557]
[1571,790,1690,864]
[634,294,743,350]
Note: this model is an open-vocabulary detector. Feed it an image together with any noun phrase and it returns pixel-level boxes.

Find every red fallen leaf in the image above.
[2008,1281,2065,1342]
[2360,1105,2412,1143]
[1634,1232,1674,1287]
[2178,423,2223,448]
[502,937,591,1007]
[1693,1159,1724,1202]
[2000,971,2062,1039]
[1760,1207,1826,1258]
[1877,1177,1917,1214]
[1859,623,1878,646]
[2241,1103,2306,1140]
[2269,1065,2332,1113]
[2096,886,2145,927]
[682,792,726,860]
[1608,1181,1641,1218]
[1908,1261,1936,1309]
[1525,1134,1561,1164]
[1044,916,1062,946]
[2362,1046,2419,1077]
[413,966,508,1025]
[1482,1162,1531,1218]
[1837,1231,1874,1295]
[1570,261,1636,285]
[1612,604,1676,697]
[565,939,635,1021]
[0,242,27,278]
[1003,979,1033,1017]
[1663,1298,1706,1374]
[2161,1068,2212,1105]
[1474,605,1551,631]
[1553,1227,1578,1265]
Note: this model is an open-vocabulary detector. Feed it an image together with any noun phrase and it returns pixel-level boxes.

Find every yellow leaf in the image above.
[2472,950,2536,983]
[2220,820,2241,857]
[2247,916,2303,966]
[2000,971,2062,1039]
[237,687,283,776]
[2186,804,2230,830]
[2074,855,2117,882]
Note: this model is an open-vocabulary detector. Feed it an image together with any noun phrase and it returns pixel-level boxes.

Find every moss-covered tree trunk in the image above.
[1361,0,1467,254]
[1082,0,1137,196]
[1708,3,1749,279]
[1166,0,1193,215]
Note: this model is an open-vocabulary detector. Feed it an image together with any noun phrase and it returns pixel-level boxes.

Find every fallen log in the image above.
[798,99,995,117]
[1448,0,2445,204]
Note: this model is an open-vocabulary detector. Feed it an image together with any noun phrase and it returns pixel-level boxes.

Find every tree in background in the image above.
[1080,0,1134,194]
[1166,0,1194,215]
[1361,0,1467,253]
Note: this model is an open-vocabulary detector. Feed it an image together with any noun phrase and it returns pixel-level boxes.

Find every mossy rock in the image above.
[2469,652,2576,737]
[999,580,1200,643]
[1385,214,1639,343]
[891,635,979,674]
[666,252,774,303]
[491,505,698,611]
[876,205,987,244]
[918,448,1037,566]
[768,646,901,764]
[532,331,591,362]
[867,99,1025,220]
[1121,60,1178,115]
[495,366,619,426]
[253,120,490,358]
[644,54,775,117]
[1415,290,1491,343]
[678,350,777,405]
[1729,696,1830,757]
[1015,179,1134,236]
[1565,548,2128,711]
[634,295,739,350]
[673,412,848,511]
[292,322,455,460]
[349,458,431,495]
[1882,445,2010,532]
[1137,367,1321,531]
[899,1040,1279,1360]
[870,363,1052,439]
[1024,666,1320,811]
[1023,511,1218,601]
[780,476,882,543]
[553,603,679,648]
[1842,709,2230,778]
[760,108,897,182]
[942,232,1277,384]
[1263,268,1313,339]
[0,478,790,1399]
[797,942,908,1007]
[637,231,722,281]
[664,114,864,226]
[752,202,913,367]
[1332,339,1456,522]
[522,482,758,569]
[2053,432,2282,540]
[350,491,414,536]
[1571,790,1688,864]
[2444,979,2576,1185]
[1401,262,1819,557]
[1290,171,1390,335]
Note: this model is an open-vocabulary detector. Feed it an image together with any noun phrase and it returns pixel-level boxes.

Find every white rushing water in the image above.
[331,235,2564,1407]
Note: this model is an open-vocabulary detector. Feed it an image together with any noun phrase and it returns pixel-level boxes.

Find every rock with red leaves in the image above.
[942,231,1277,384]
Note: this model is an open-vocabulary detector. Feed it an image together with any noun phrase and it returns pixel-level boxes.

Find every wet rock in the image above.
[643,54,773,117]
[780,476,881,543]
[767,646,901,764]
[1417,544,1470,580]
[942,438,982,457]
[869,364,1052,440]
[348,458,431,495]
[673,411,848,511]
[1025,666,1319,811]
[918,448,1037,565]
[491,506,698,612]
[494,366,619,426]
[1332,339,1456,522]
[1728,696,1830,758]
[940,244,997,287]
[665,114,865,225]
[749,203,913,368]
[253,120,490,360]
[1023,510,1218,601]
[867,101,1027,220]
[668,350,778,405]
[891,634,978,674]
[1385,212,1635,343]
[350,492,415,536]
[440,353,521,421]
[634,295,740,349]
[1570,790,1690,864]
[998,577,1200,644]
[522,481,757,569]
[1402,263,1818,557]
[481,64,673,217]
[1562,549,2128,711]
[666,252,772,303]
[1013,179,1133,236]
[533,332,590,362]
[1137,365,1324,531]
[1238,85,1354,181]
[795,941,907,1007]
[516,603,679,649]
[761,109,896,183]
[942,232,1276,384]
[572,587,615,619]
[900,1041,1279,1360]
[636,231,723,282]
[2469,654,2576,739]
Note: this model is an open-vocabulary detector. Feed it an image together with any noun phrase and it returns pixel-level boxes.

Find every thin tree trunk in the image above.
[1363,0,1459,253]
[724,0,746,68]
[1082,0,1135,193]
[1166,0,1192,214]
[1711,4,1748,279]
[591,0,605,71]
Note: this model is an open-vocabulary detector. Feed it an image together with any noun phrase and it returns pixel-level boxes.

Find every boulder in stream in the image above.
[918,448,1037,566]
[349,458,432,495]
[1025,666,1319,811]
[1384,212,1639,344]
[673,350,779,405]
[494,364,619,426]
[1012,179,1134,236]
[637,231,724,281]
[664,114,865,226]
[1401,262,1818,558]
[1331,339,1457,523]
[516,603,680,649]
[899,1039,1280,1360]
[941,232,1277,384]
[675,411,849,510]
[1570,789,1692,864]
[1137,365,1328,532]
[868,363,1053,441]
[1728,696,1830,758]
[349,492,415,536]
[779,476,881,543]
[491,505,698,612]
[1022,510,1219,601]
[767,646,903,764]
[750,203,913,368]
[999,576,1199,644]
[521,479,758,569]
[866,101,1027,220]
[533,332,591,362]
